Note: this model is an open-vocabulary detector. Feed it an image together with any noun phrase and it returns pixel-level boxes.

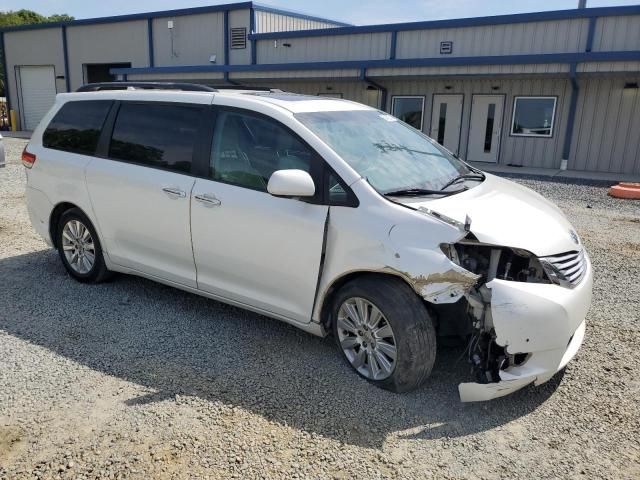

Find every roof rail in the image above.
[214,86,284,92]
[76,82,218,92]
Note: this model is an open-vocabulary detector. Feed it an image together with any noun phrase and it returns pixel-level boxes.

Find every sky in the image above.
[1,0,639,25]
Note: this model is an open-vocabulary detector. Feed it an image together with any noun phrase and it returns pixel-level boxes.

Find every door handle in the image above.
[194,193,222,207]
[162,187,186,198]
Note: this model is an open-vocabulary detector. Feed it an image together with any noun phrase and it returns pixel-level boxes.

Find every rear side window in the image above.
[109,103,202,173]
[43,101,112,155]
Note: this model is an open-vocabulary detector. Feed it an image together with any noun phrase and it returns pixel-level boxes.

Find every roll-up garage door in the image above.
[18,66,57,130]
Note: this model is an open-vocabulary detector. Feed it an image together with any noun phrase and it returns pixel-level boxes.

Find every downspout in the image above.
[222,10,241,87]
[62,26,70,92]
[250,6,257,65]
[561,64,579,171]
[360,68,388,112]
[147,18,155,68]
[561,11,596,170]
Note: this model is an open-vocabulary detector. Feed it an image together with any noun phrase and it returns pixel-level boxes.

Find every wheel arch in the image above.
[318,270,422,330]
[49,202,92,249]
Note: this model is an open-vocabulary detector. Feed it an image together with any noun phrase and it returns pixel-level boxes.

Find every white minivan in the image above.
[24,83,592,401]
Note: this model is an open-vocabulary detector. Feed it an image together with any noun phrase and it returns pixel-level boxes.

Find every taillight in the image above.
[22,146,36,169]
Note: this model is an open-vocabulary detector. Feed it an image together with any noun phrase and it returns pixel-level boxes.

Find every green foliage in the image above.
[0,10,73,28]
[0,10,75,95]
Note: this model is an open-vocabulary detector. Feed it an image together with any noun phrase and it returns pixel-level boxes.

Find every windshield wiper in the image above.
[384,188,466,197]
[439,172,485,191]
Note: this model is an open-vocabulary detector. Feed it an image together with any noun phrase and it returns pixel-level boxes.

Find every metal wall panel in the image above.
[578,61,640,72]
[242,79,379,107]
[396,19,589,58]
[255,11,339,33]
[3,28,66,124]
[592,15,640,52]
[153,13,225,66]
[233,69,360,79]
[127,72,224,81]
[368,64,571,77]
[570,75,640,174]
[232,76,569,169]
[228,9,252,65]
[381,77,570,169]
[66,21,148,90]
[255,32,391,64]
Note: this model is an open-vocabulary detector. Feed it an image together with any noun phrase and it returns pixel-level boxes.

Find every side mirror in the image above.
[267,169,315,198]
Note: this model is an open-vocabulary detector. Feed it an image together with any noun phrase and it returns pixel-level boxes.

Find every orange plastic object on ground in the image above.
[608,182,640,199]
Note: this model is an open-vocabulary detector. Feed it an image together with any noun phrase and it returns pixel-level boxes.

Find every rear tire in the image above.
[331,275,437,393]
[57,208,112,283]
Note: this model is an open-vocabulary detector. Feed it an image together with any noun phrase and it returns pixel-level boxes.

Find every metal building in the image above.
[2,2,639,175]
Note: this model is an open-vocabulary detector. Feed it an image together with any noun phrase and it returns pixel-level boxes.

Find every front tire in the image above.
[57,208,111,283]
[331,275,437,393]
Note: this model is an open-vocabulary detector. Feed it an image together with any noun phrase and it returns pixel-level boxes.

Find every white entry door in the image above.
[467,94,505,163]
[430,94,463,155]
[18,66,57,130]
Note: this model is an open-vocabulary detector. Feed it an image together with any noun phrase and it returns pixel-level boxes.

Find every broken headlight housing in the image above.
[441,240,551,285]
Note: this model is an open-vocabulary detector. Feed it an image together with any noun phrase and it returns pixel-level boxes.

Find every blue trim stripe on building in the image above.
[250,6,257,65]
[251,3,352,27]
[224,10,230,65]
[247,5,640,40]
[389,31,398,60]
[110,50,640,76]
[585,16,597,53]
[147,18,154,67]
[61,26,70,92]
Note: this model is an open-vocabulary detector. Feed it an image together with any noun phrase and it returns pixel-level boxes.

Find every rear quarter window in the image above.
[108,102,202,174]
[43,101,113,155]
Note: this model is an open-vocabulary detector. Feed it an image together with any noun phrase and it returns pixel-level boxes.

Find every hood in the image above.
[398,173,580,257]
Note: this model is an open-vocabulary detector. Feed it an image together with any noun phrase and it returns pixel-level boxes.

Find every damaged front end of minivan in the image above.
[397,211,593,402]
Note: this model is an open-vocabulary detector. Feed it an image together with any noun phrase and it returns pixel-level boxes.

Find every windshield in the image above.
[295,110,473,194]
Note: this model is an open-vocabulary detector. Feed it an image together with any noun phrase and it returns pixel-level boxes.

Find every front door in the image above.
[430,94,463,155]
[467,94,504,163]
[191,107,328,323]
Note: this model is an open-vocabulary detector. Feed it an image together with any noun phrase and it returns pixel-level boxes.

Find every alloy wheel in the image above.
[61,219,96,274]
[337,297,397,380]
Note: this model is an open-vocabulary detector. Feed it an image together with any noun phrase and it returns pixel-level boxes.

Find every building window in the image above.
[510,96,557,137]
[391,96,425,130]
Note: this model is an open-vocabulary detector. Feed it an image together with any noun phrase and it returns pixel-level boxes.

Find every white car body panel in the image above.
[85,160,198,288]
[191,178,328,324]
[23,88,593,402]
[399,173,579,257]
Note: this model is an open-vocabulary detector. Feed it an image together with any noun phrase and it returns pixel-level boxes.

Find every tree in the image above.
[0,10,74,95]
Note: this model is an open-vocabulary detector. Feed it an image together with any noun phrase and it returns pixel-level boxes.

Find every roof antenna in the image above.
[464,215,472,232]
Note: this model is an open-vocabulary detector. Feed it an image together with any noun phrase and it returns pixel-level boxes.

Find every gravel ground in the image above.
[1,137,639,479]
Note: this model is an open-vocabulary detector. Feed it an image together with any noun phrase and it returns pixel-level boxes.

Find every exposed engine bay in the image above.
[439,237,551,386]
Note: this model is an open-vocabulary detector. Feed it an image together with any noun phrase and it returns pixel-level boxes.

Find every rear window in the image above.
[43,100,112,155]
[108,103,202,174]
